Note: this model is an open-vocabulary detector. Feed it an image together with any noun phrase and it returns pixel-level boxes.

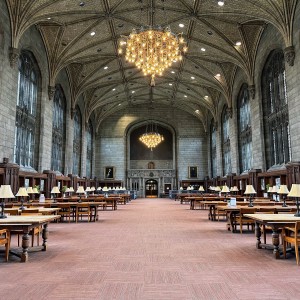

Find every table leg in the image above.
[42,223,49,251]
[271,228,280,259]
[255,222,262,249]
[21,230,30,262]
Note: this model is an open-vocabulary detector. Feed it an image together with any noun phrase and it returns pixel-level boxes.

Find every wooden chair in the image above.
[75,203,91,222]
[282,221,300,265]
[235,207,257,233]
[0,229,10,261]
[57,203,72,222]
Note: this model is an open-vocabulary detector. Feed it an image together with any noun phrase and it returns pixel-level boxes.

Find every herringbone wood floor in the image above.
[1,198,299,300]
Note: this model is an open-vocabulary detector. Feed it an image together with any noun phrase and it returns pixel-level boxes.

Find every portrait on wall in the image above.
[188,166,198,178]
[104,167,115,179]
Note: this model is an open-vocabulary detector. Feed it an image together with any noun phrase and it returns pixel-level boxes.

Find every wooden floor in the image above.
[1,198,299,300]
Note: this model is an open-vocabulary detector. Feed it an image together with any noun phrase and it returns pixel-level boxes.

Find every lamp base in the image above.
[248,203,254,207]
[294,211,300,217]
[0,213,7,219]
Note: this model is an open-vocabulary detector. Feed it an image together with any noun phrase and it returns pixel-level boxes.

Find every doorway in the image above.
[145,179,158,198]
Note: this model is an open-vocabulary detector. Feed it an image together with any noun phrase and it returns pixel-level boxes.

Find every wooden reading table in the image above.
[244,213,300,259]
[0,215,60,262]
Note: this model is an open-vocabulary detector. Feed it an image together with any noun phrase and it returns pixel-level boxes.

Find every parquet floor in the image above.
[1,198,299,300]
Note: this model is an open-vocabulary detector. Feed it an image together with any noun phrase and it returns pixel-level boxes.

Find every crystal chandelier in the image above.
[139,122,164,150]
[118,25,187,86]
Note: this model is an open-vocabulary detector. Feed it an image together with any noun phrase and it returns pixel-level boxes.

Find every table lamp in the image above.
[69,187,75,197]
[90,187,96,194]
[214,186,221,195]
[15,187,29,210]
[231,186,239,195]
[267,186,273,198]
[76,186,85,202]
[65,187,70,197]
[287,184,300,217]
[26,186,34,202]
[51,186,60,203]
[32,187,39,201]
[244,185,256,207]
[85,186,91,197]
[221,185,230,203]
[0,185,15,219]
[277,185,289,207]
[198,186,205,194]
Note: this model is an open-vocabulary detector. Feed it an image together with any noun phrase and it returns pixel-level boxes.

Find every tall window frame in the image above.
[262,50,291,168]
[86,119,93,178]
[14,50,41,170]
[237,84,252,173]
[210,121,217,178]
[72,106,82,176]
[51,85,66,173]
[221,107,231,176]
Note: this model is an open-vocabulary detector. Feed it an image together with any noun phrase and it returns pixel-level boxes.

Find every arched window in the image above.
[14,51,40,170]
[262,50,291,168]
[51,85,66,173]
[221,107,231,175]
[237,84,252,173]
[86,119,93,178]
[210,121,217,177]
[73,106,82,176]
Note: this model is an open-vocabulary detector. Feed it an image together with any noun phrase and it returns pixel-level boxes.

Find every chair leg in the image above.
[5,233,10,262]
[295,240,299,265]
[283,240,287,259]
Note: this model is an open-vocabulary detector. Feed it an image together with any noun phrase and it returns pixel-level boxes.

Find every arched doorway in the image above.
[145,179,158,198]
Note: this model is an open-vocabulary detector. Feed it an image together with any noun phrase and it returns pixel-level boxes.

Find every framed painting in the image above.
[104,166,115,179]
[188,166,198,178]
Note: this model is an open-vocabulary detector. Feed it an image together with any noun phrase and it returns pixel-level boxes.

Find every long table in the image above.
[0,215,60,262]
[244,213,300,259]
[4,207,60,215]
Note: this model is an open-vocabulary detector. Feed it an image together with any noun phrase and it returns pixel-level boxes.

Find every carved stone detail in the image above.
[48,85,55,100]
[248,84,255,99]
[8,47,20,68]
[284,46,295,66]
[226,107,233,118]
[128,169,175,178]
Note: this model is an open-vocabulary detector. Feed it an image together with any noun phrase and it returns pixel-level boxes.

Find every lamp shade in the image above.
[27,187,34,194]
[179,187,183,190]
[0,185,15,198]
[271,186,278,193]
[231,186,239,192]
[244,185,256,195]
[198,186,205,192]
[90,187,96,192]
[76,186,85,194]
[288,184,300,197]
[214,186,221,192]
[102,186,108,192]
[32,187,39,194]
[51,186,60,194]
[277,185,289,195]
[65,188,70,193]
[85,187,91,192]
[97,187,102,191]
[267,186,273,193]
[16,187,29,197]
[221,185,230,193]
[69,187,74,192]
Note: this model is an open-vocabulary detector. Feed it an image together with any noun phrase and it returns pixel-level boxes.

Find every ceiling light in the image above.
[195,110,200,114]
[47,17,51,20]
[104,66,108,69]
[179,24,185,28]
[79,1,85,7]
[201,48,206,52]
[169,83,173,86]
[218,1,224,6]
[119,25,187,86]
[204,95,208,99]
[118,103,121,106]
[184,95,187,98]
[112,88,116,91]
[235,41,242,46]
[191,76,195,80]
[90,31,95,36]
[171,71,175,74]
[132,91,135,93]
[216,73,221,77]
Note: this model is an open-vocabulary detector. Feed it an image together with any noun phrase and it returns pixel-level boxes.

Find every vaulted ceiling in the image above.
[5,0,298,130]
